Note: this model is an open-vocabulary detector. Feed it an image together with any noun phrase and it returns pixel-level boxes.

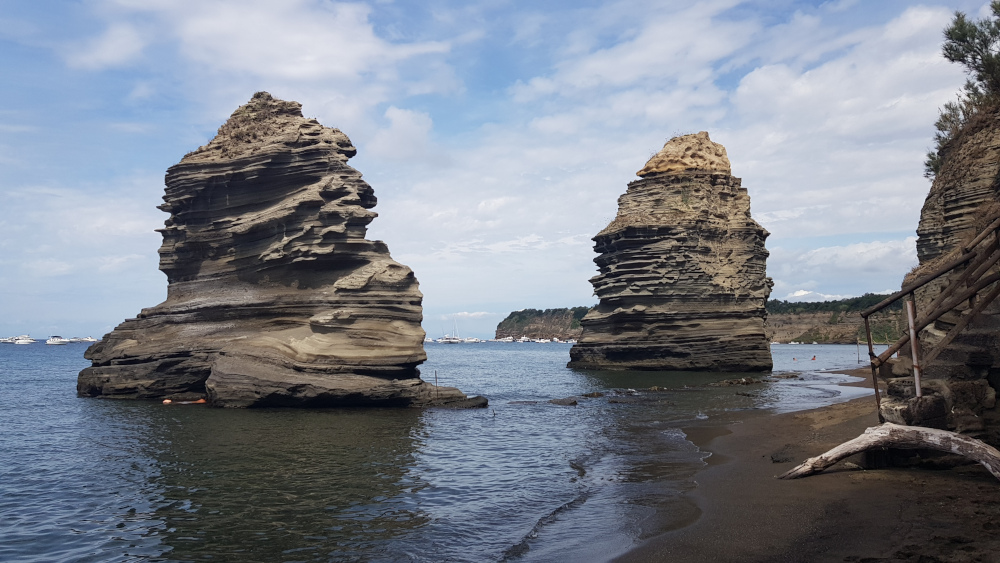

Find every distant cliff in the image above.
[766,295,904,344]
[495,296,904,344]
[495,307,591,340]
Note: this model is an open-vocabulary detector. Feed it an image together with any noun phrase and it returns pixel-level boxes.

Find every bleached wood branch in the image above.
[778,423,1000,481]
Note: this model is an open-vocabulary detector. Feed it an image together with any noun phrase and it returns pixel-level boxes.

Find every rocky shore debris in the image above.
[568,132,772,372]
[708,376,767,387]
[78,92,485,409]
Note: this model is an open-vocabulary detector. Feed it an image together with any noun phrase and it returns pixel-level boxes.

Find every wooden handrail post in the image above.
[905,295,923,398]
[864,316,884,422]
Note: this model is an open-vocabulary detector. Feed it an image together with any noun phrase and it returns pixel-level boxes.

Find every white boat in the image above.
[14,335,36,344]
[437,319,466,344]
[516,336,531,343]
[69,336,99,343]
[46,336,71,345]
[565,339,578,344]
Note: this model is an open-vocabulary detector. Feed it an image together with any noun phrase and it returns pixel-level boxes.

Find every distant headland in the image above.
[495,294,904,345]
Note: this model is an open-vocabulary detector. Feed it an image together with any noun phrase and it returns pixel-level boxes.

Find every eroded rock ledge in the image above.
[568,132,773,372]
[78,92,485,408]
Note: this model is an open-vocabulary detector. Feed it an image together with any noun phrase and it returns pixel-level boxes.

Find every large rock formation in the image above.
[79,92,484,408]
[568,132,772,372]
[880,109,1000,443]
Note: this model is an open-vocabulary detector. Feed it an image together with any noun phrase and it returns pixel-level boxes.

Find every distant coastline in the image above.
[494,294,905,344]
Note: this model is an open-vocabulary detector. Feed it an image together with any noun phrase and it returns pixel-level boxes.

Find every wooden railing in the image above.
[860,216,1000,421]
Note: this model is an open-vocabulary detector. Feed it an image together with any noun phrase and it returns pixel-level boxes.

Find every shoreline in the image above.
[617,368,1000,562]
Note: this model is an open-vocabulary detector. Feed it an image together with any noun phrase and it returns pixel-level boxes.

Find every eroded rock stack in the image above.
[79,92,484,408]
[568,132,772,372]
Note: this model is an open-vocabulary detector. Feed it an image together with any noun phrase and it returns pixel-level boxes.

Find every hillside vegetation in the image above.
[495,295,905,344]
[495,307,591,339]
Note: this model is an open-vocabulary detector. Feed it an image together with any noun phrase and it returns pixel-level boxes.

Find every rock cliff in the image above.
[494,307,591,340]
[568,132,772,372]
[881,109,1000,442]
[78,92,484,408]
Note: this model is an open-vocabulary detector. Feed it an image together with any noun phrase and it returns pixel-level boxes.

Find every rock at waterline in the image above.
[569,132,772,372]
[78,92,485,409]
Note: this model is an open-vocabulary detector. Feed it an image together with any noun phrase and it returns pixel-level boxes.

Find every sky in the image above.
[0,0,989,339]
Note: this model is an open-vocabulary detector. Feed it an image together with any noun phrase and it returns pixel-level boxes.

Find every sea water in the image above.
[0,343,883,562]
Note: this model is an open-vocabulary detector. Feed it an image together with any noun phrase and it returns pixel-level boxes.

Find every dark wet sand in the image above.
[618,368,1000,563]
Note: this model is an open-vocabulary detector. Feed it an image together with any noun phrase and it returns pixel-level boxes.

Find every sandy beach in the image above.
[619,368,1000,563]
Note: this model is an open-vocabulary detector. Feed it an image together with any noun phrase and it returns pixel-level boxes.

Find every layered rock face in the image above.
[881,110,1000,442]
[79,92,484,408]
[568,132,772,372]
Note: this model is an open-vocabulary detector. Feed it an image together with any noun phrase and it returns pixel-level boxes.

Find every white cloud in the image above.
[366,106,445,163]
[780,290,853,302]
[58,0,462,143]
[162,2,448,80]
[768,237,918,298]
[441,311,496,320]
[65,23,146,69]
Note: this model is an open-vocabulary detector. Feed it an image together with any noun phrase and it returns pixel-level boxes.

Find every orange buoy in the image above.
[811,356,816,360]
[162,399,172,404]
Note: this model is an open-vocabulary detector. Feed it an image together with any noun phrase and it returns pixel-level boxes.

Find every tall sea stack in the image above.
[79,92,484,408]
[568,132,772,372]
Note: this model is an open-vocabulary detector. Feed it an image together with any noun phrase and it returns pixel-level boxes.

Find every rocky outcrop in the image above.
[495,307,591,340]
[916,110,1000,266]
[568,132,772,372]
[880,109,1000,442]
[78,92,485,408]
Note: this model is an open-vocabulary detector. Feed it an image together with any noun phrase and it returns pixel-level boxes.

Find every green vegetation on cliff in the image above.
[925,1,1000,178]
[495,307,591,339]
[497,295,905,343]
[766,294,904,344]
[765,293,902,315]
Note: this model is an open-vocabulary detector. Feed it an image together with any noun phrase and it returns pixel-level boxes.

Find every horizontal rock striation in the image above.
[882,109,1000,443]
[79,92,484,408]
[569,132,772,372]
[916,110,1000,265]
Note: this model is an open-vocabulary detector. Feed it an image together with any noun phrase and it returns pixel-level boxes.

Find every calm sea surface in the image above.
[0,342,883,562]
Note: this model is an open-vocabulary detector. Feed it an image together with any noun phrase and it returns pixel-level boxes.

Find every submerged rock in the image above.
[568,132,772,372]
[79,92,484,408]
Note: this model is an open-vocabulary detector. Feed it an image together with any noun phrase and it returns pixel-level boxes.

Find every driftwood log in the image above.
[778,423,1000,481]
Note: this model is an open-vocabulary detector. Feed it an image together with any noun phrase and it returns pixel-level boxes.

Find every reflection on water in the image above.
[0,343,875,562]
[150,408,427,561]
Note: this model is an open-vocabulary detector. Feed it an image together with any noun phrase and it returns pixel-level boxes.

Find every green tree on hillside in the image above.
[926,1,1000,178]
